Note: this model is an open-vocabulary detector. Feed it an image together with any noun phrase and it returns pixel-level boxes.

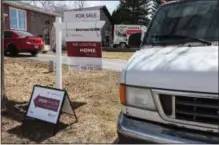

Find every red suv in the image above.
[4,30,44,56]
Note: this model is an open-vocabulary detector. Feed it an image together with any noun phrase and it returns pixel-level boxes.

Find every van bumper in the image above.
[117,112,219,144]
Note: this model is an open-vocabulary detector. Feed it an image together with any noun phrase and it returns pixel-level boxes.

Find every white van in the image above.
[117,0,218,143]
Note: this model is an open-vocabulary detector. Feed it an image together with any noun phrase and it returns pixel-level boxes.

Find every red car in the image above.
[4,30,44,56]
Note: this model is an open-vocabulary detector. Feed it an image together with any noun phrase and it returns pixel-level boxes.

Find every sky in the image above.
[87,1,120,14]
[26,1,120,14]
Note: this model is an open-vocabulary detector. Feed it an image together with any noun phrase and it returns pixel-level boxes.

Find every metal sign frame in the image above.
[22,85,77,135]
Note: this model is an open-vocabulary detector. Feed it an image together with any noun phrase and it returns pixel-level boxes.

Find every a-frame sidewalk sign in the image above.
[22,85,78,135]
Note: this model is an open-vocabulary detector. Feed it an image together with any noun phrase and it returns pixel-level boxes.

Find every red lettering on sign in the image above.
[125,29,142,35]
[66,41,102,58]
[80,48,96,53]
[34,95,60,112]
[72,43,78,46]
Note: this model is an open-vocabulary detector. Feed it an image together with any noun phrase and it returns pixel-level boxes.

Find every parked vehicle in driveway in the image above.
[4,30,44,56]
[113,24,147,49]
[117,0,218,144]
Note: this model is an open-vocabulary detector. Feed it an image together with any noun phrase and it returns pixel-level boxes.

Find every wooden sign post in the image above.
[22,85,77,135]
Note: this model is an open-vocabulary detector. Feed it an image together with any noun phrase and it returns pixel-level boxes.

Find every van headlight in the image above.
[120,84,156,110]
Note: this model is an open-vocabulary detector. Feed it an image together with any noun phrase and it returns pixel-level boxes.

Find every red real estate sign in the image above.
[66,41,102,58]
[34,95,60,112]
[65,23,104,71]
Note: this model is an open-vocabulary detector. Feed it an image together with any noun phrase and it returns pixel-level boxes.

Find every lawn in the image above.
[48,51,134,60]
[2,57,121,143]
[102,51,134,60]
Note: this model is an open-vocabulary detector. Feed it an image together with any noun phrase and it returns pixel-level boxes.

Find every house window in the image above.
[9,7,26,30]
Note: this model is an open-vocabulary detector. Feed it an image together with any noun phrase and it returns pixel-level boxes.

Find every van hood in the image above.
[122,45,218,94]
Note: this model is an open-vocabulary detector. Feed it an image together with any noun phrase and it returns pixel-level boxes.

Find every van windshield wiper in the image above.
[151,34,212,46]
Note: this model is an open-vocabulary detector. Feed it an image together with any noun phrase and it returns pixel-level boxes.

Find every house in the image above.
[2,1,59,45]
[64,6,114,47]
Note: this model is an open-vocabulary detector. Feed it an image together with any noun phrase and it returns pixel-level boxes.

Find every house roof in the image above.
[3,1,60,16]
[65,5,113,24]
[66,5,106,11]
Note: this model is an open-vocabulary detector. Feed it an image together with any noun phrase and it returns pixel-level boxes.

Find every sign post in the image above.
[55,17,62,89]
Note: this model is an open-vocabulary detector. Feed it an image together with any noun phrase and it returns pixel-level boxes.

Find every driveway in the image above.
[25,53,128,72]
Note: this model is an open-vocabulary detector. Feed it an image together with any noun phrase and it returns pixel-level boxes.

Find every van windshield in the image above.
[143,0,218,46]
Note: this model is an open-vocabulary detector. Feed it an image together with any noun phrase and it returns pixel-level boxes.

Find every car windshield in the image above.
[143,0,218,46]
[15,30,33,37]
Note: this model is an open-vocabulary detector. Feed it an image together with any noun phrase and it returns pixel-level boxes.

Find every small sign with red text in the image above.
[66,41,102,71]
[26,86,65,124]
[67,41,102,57]
[34,95,60,112]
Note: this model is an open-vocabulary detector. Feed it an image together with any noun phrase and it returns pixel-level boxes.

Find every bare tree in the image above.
[1,1,34,112]
[22,1,73,13]
[23,1,86,13]
[74,0,86,9]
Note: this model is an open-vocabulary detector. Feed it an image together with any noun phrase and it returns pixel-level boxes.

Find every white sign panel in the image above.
[26,86,65,124]
[68,57,102,71]
[65,29,101,42]
[64,10,100,22]
[62,95,75,115]
[65,21,105,71]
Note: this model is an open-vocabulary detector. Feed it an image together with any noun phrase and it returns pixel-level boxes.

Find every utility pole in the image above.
[1,0,8,112]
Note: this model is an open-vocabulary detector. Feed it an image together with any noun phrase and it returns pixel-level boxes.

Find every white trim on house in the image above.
[9,6,27,31]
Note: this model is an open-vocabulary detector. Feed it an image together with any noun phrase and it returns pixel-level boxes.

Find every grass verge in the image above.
[46,51,134,60]
[102,51,134,60]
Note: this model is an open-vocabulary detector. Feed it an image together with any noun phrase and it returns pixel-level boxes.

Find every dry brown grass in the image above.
[2,57,121,144]
[48,51,134,60]
[102,51,134,60]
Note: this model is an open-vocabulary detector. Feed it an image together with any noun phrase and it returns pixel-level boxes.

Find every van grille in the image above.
[159,94,219,126]
[175,96,219,125]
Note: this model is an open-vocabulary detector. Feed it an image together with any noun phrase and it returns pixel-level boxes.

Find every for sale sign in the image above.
[64,10,100,22]
[65,21,105,71]
[26,85,65,124]
[66,41,102,70]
